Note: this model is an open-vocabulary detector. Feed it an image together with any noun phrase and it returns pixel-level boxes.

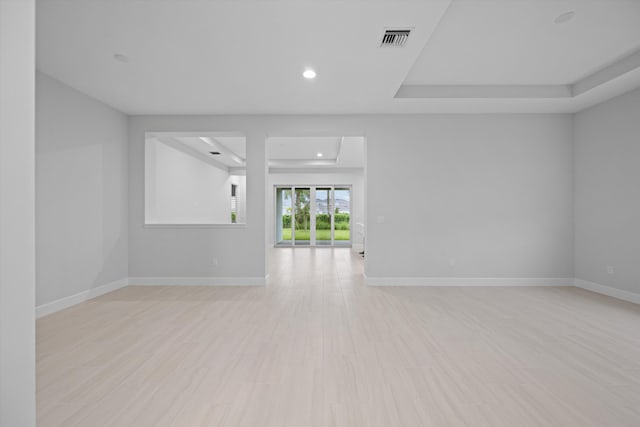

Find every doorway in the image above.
[275,185,351,247]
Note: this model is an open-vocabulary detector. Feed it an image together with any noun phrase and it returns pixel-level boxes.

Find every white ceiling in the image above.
[404,0,640,86]
[36,0,640,114]
[148,132,246,170]
[267,136,364,169]
[212,137,246,160]
[268,137,340,160]
[176,136,246,168]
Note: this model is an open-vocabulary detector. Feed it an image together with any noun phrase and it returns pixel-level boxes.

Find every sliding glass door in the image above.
[275,187,292,245]
[275,185,351,247]
[333,187,351,247]
[315,187,332,246]
[294,187,311,246]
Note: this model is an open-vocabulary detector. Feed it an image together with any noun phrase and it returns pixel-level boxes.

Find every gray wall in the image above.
[0,0,36,425]
[36,72,129,305]
[574,87,640,294]
[129,116,267,279]
[365,115,574,279]
[129,114,573,280]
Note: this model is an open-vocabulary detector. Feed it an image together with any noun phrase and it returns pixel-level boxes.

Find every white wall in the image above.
[36,72,129,306]
[146,139,235,224]
[129,114,572,281]
[574,87,640,296]
[129,116,267,279]
[366,115,574,279]
[267,170,365,247]
[0,0,36,425]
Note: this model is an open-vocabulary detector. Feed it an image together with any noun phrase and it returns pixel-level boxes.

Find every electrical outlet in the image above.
[212,258,219,267]
[449,258,455,267]
[607,265,614,275]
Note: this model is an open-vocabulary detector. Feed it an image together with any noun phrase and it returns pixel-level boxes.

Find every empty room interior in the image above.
[2,0,640,425]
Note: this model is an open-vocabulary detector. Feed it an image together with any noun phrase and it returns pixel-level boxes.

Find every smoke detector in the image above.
[380,29,411,47]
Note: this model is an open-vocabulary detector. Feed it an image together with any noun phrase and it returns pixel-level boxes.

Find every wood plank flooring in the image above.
[37,248,640,426]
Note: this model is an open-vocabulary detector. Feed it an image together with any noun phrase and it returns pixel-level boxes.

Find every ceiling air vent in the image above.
[380,29,411,47]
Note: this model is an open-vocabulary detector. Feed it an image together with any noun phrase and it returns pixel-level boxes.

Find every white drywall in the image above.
[267,171,365,247]
[36,72,129,306]
[365,115,574,279]
[129,114,572,282]
[574,87,640,296]
[0,0,36,425]
[145,139,237,224]
[129,116,267,279]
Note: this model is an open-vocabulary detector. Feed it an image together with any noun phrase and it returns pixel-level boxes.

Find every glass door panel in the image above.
[275,187,292,245]
[333,187,351,246]
[294,188,311,246]
[275,185,352,248]
[315,187,332,246]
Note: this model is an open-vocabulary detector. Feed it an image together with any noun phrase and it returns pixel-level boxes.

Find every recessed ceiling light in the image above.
[113,53,129,63]
[316,152,323,157]
[303,69,317,79]
[554,11,575,24]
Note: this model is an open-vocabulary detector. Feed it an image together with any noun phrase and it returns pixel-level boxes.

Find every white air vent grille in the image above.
[380,29,411,47]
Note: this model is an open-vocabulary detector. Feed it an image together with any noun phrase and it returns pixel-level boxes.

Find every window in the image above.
[144,132,246,225]
[231,184,238,223]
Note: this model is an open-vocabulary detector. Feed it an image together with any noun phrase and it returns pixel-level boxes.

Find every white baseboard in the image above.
[34,277,637,319]
[128,276,267,286]
[574,278,640,305]
[36,277,128,319]
[365,276,574,287]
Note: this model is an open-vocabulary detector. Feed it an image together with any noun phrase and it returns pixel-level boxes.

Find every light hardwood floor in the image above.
[38,248,640,426]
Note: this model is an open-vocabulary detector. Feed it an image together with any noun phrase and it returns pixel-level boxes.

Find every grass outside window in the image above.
[281,228,350,241]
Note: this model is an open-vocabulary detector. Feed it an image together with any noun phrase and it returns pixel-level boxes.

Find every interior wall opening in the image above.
[266,135,365,252]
